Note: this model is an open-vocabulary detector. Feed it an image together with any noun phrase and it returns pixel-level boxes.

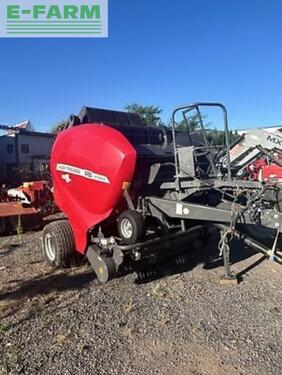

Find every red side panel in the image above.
[50,124,137,253]
[247,159,282,182]
[261,164,282,182]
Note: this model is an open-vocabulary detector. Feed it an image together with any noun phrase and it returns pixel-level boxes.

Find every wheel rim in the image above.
[44,233,56,261]
[120,218,133,239]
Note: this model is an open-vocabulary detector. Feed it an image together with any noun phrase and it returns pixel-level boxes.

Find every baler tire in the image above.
[117,210,144,244]
[42,220,80,268]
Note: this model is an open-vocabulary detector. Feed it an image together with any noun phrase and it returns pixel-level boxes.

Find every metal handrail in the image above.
[171,103,232,188]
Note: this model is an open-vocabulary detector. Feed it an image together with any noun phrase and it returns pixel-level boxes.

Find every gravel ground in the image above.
[0,230,282,375]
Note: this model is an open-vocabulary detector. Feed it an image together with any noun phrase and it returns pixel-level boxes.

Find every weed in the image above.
[77,342,89,353]
[124,298,135,313]
[151,284,168,299]
[56,334,70,346]
[16,216,23,240]
[0,300,16,313]
[0,322,8,333]
[6,343,20,365]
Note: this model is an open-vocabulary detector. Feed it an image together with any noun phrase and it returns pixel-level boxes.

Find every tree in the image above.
[174,114,239,146]
[124,104,163,126]
[174,114,203,132]
[207,128,239,146]
[51,121,63,134]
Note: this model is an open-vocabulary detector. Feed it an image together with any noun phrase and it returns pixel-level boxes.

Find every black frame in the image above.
[172,102,232,181]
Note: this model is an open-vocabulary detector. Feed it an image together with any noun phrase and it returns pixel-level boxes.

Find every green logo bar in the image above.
[1,0,108,38]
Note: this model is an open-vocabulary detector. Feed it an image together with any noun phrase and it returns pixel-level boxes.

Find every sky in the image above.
[1,0,282,132]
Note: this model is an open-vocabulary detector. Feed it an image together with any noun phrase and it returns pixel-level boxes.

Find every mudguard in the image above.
[51,124,137,253]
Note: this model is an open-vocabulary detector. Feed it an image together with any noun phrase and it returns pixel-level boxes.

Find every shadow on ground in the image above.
[133,232,261,284]
[0,231,264,307]
[0,244,21,258]
[0,268,95,301]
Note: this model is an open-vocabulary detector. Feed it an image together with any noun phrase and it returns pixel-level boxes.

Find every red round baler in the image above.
[51,124,137,253]
[42,104,282,284]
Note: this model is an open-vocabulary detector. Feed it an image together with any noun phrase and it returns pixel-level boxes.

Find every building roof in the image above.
[0,130,54,139]
[238,125,282,132]
[17,130,54,138]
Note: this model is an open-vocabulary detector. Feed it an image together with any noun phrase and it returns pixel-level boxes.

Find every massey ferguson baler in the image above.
[43,103,282,283]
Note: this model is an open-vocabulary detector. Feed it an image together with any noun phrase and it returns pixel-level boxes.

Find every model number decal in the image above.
[56,163,110,184]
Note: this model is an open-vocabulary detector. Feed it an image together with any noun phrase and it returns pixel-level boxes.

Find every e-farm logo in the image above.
[0,0,108,37]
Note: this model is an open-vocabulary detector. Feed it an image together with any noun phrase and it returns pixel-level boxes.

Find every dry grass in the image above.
[76,342,89,353]
[0,233,23,251]
[56,334,71,346]
[158,311,171,326]
[54,322,76,347]
[151,284,168,299]
[124,298,135,313]
[122,326,135,338]
[0,369,9,375]
[5,342,20,365]
[0,285,8,294]
[0,321,8,333]
[0,240,9,250]
[0,300,17,313]
[36,292,58,307]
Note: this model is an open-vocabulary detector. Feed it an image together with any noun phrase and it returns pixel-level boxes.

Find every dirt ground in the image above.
[0,229,282,375]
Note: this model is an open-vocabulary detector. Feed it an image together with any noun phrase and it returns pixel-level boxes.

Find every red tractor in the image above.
[42,104,282,283]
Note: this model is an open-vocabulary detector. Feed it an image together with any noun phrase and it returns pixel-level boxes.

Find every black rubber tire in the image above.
[117,210,144,244]
[42,220,80,268]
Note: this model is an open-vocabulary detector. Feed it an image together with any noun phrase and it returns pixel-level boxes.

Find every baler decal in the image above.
[56,163,110,184]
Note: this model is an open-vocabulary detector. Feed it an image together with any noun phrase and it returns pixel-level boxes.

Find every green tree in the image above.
[174,114,203,132]
[207,129,239,146]
[174,114,239,146]
[51,120,66,134]
[124,104,163,126]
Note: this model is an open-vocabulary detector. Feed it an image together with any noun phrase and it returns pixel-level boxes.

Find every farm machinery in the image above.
[0,123,56,234]
[229,128,282,182]
[39,103,282,283]
[0,180,55,234]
